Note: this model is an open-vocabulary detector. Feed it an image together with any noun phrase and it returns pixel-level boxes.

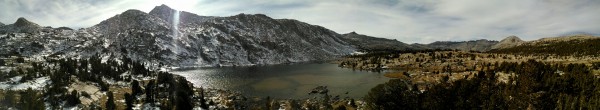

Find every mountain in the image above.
[0,17,42,34]
[416,39,498,52]
[0,5,355,67]
[491,36,524,49]
[340,32,418,51]
[92,9,170,34]
[148,4,214,26]
[489,35,600,56]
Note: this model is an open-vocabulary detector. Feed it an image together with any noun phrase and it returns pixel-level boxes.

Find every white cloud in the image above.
[1,0,599,43]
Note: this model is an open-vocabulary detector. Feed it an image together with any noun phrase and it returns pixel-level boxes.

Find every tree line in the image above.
[365,60,600,109]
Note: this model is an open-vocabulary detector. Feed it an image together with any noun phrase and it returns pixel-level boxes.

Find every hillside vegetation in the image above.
[337,41,600,109]
[365,60,600,109]
[490,35,600,56]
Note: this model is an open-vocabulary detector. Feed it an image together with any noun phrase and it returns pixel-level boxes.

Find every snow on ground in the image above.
[142,103,161,110]
[351,51,366,55]
[0,76,50,90]
[101,77,129,87]
[68,80,103,106]
[132,74,156,81]
[62,106,80,110]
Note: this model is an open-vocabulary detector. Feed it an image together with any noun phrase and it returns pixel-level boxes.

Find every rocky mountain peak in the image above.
[0,17,41,34]
[156,4,173,11]
[93,9,169,33]
[347,31,358,35]
[0,22,4,26]
[158,4,170,9]
[122,9,147,16]
[491,35,524,49]
[14,17,40,28]
[503,36,523,42]
[149,4,212,25]
[149,4,176,17]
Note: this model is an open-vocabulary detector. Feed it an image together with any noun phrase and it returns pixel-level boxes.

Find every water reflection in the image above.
[172,63,390,99]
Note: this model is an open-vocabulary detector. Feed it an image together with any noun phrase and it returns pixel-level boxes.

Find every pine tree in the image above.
[106,92,116,110]
[66,90,81,106]
[145,80,155,103]
[19,88,45,110]
[15,57,24,63]
[124,93,134,110]
[199,87,208,109]
[2,90,16,108]
[99,81,110,91]
[175,91,193,110]
[131,80,142,96]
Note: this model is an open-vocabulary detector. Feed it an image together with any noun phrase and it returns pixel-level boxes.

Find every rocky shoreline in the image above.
[191,86,365,109]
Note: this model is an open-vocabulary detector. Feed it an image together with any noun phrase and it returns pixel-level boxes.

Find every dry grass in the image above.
[383,72,409,79]
[99,86,132,110]
[0,90,5,99]
[593,70,600,76]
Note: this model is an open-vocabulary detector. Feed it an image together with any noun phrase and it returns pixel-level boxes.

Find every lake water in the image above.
[171,63,391,99]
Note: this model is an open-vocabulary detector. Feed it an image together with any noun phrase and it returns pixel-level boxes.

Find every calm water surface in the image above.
[171,63,390,99]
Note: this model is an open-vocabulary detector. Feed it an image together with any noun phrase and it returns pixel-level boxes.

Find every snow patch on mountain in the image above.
[0,76,50,90]
[0,4,357,67]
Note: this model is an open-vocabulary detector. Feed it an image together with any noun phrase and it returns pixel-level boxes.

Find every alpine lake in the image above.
[171,63,391,99]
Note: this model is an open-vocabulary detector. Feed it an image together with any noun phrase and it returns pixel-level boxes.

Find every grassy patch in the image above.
[384,72,409,79]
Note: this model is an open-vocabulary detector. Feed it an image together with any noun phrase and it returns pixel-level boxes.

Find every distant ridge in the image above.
[414,39,499,52]
[535,34,598,43]
[489,35,600,56]
[340,32,418,51]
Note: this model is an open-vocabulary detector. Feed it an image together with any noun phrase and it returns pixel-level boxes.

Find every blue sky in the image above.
[1,0,599,43]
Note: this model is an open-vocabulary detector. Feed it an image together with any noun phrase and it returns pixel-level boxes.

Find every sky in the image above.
[1,0,599,44]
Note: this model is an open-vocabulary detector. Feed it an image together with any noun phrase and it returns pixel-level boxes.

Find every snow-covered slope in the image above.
[0,76,50,90]
[0,5,356,67]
